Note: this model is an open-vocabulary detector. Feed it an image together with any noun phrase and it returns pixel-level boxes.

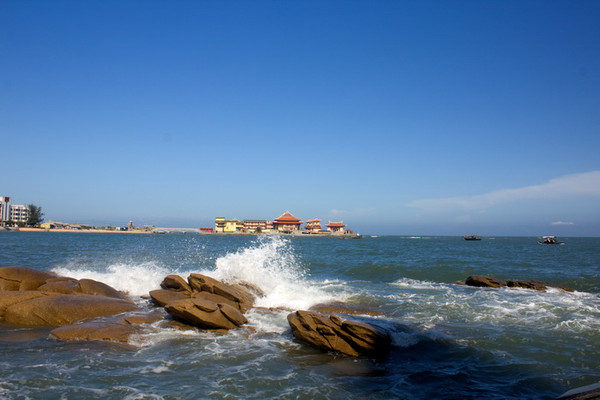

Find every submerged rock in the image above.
[50,311,165,343]
[465,276,505,288]
[465,275,573,292]
[287,310,392,357]
[506,280,574,292]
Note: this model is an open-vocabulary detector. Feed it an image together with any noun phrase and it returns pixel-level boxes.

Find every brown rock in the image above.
[0,266,58,291]
[0,290,57,320]
[37,278,129,300]
[78,279,130,299]
[160,275,192,292]
[188,273,255,312]
[287,310,391,357]
[164,298,247,330]
[506,280,574,292]
[50,321,141,342]
[37,280,80,294]
[190,291,247,312]
[3,294,139,327]
[235,281,265,298]
[465,276,505,288]
[149,289,191,307]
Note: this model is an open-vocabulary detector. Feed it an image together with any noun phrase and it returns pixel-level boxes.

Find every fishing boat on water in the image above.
[463,235,481,241]
[538,236,565,245]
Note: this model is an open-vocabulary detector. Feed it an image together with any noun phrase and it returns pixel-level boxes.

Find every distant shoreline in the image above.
[12,227,361,237]
[16,227,153,234]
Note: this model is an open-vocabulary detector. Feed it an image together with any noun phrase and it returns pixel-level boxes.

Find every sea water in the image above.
[0,232,599,399]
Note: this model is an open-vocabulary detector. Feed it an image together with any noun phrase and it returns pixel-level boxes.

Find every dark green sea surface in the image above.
[1,232,599,399]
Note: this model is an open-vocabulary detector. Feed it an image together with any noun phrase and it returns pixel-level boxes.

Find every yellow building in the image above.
[215,217,244,233]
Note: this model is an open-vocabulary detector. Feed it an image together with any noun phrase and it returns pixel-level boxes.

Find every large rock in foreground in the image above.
[287,310,392,357]
[0,266,58,290]
[0,266,139,328]
[3,293,139,327]
[50,311,165,343]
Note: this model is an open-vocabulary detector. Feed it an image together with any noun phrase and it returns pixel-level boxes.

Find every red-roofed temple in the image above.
[326,221,346,234]
[273,211,302,232]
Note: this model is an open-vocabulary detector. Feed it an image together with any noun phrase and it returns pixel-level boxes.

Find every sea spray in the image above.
[51,260,172,297]
[205,236,346,310]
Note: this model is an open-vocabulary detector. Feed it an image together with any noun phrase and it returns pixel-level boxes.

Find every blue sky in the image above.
[2,0,599,236]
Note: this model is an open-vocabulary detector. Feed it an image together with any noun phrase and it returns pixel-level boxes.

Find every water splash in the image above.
[52,261,171,297]
[205,236,342,310]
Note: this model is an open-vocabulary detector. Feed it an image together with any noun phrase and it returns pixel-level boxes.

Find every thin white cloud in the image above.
[551,221,575,226]
[408,170,600,212]
[330,209,348,216]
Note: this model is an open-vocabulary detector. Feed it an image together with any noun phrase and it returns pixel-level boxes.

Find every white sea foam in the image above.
[51,261,172,297]
[202,236,343,310]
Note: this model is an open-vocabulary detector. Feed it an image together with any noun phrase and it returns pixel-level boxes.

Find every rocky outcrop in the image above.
[0,266,58,290]
[50,311,165,343]
[287,310,392,357]
[506,280,574,292]
[464,275,573,292]
[164,298,247,330]
[0,266,139,328]
[465,276,505,288]
[150,273,258,330]
[3,294,139,327]
[188,273,255,313]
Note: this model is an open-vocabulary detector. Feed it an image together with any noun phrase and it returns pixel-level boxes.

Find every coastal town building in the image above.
[0,197,10,222]
[304,218,323,233]
[213,211,357,236]
[326,221,346,234]
[0,197,30,224]
[272,211,302,232]
[243,220,273,234]
[214,217,244,233]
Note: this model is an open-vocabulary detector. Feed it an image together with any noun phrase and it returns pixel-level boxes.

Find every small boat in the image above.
[538,236,564,245]
[463,235,481,241]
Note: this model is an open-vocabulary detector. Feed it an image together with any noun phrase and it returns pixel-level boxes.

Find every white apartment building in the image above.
[0,196,30,224]
[10,204,29,223]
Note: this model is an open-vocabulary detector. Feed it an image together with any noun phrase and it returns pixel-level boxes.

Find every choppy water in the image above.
[1,232,599,399]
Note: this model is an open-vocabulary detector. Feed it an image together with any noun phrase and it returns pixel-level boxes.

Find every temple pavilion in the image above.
[304,218,323,233]
[326,221,346,234]
[273,211,302,232]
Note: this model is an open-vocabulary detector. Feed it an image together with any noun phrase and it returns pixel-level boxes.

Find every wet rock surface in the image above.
[465,275,573,292]
[0,266,139,328]
[152,273,256,330]
[287,310,392,357]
